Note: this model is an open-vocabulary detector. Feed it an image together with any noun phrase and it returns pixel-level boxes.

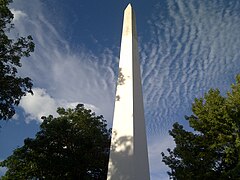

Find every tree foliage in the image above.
[162,75,240,179]
[0,0,35,120]
[0,104,111,179]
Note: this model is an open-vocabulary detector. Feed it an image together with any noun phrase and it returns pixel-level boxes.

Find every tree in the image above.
[0,104,111,179]
[0,0,35,120]
[162,75,240,179]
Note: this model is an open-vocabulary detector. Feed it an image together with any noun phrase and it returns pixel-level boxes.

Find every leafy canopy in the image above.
[162,75,240,180]
[0,104,111,179]
[0,0,35,120]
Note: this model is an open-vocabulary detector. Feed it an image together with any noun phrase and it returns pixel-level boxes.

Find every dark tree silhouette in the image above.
[162,75,240,179]
[1,104,111,179]
[0,0,35,120]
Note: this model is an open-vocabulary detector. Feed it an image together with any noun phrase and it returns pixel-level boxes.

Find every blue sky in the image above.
[1,0,240,179]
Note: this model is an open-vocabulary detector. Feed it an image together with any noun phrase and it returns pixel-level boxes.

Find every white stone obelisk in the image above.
[107,4,150,180]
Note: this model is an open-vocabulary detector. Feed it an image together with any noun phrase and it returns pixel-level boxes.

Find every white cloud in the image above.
[20,88,100,123]
[20,88,58,122]
[10,9,27,22]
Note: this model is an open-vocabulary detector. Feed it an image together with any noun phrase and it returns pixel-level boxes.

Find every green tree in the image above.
[0,104,111,179]
[162,75,240,180]
[0,0,35,120]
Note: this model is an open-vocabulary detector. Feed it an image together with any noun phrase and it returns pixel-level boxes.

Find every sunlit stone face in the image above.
[107,4,150,180]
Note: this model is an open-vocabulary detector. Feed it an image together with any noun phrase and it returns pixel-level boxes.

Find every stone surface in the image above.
[107,4,150,180]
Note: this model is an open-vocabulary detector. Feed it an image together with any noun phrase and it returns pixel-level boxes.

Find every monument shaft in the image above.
[107,4,150,180]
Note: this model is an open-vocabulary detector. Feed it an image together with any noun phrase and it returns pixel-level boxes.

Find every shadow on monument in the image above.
[107,132,134,180]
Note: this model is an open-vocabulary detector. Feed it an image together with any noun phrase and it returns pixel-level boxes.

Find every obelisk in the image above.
[107,4,150,180]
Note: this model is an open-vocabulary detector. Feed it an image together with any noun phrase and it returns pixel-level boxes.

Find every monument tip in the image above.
[126,3,132,9]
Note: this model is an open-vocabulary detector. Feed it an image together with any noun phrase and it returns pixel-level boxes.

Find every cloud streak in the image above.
[141,0,240,134]
[11,9,27,22]
[11,1,118,123]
